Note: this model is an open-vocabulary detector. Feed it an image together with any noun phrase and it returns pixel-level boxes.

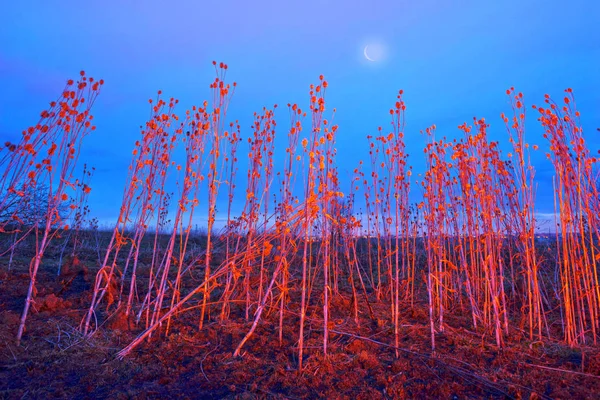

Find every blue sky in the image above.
[1,0,599,227]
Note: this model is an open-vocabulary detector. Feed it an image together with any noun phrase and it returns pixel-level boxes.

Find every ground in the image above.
[1,254,600,399]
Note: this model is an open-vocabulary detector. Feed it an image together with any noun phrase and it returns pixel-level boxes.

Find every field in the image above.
[1,66,600,398]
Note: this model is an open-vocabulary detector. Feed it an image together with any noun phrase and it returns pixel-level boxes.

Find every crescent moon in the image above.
[364,46,375,62]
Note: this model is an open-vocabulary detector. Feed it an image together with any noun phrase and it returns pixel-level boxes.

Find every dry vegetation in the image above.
[1,64,600,398]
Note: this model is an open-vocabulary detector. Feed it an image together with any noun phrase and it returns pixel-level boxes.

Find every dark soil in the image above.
[1,255,600,399]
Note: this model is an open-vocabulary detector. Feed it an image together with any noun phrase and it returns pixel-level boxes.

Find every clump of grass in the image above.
[2,63,599,372]
[1,72,102,343]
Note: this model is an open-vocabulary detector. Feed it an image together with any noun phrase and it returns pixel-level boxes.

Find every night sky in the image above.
[1,0,599,228]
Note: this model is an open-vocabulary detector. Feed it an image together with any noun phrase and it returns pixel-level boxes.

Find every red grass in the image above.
[2,64,599,374]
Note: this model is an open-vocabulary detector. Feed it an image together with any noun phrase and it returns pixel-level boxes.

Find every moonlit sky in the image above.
[1,0,599,228]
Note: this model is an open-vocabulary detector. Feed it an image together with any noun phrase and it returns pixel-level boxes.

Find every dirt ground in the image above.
[1,255,600,399]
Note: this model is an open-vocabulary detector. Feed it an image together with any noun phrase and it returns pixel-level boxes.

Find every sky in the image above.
[1,0,599,228]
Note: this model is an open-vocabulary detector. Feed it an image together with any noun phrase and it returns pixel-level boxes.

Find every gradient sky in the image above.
[1,0,599,228]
